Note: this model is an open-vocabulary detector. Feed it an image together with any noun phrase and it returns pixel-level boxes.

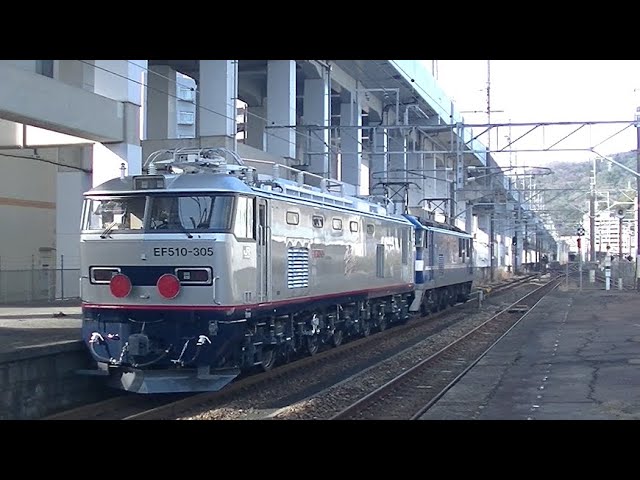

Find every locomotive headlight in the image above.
[133,175,165,190]
[157,273,181,299]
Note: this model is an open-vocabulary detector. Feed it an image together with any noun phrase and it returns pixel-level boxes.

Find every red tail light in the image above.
[157,273,181,299]
[109,273,132,298]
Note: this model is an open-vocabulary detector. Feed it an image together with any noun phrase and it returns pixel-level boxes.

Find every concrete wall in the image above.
[0,148,90,302]
[0,62,123,143]
[0,342,112,420]
[56,171,91,272]
[0,151,56,270]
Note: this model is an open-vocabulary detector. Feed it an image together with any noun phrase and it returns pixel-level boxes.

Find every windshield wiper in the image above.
[100,221,118,239]
[175,223,193,239]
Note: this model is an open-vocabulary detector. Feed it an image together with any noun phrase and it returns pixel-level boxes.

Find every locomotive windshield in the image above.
[147,195,233,231]
[82,194,234,233]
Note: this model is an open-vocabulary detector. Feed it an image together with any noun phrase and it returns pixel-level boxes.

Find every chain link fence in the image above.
[0,255,80,304]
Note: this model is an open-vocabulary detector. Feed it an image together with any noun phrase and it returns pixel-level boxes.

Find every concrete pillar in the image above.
[479,212,491,269]
[452,151,464,226]
[407,151,422,208]
[340,94,362,189]
[93,60,147,183]
[146,65,177,140]
[266,60,297,160]
[435,156,448,200]
[387,134,407,210]
[465,201,474,234]
[94,60,145,104]
[427,149,437,197]
[388,135,406,179]
[197,60,237,144]
[246,104,266,150]
[0,119,22,148]
[499,228,506,267]
[303,77,330,177]
[360,156,370,196]
[370,127,388,197]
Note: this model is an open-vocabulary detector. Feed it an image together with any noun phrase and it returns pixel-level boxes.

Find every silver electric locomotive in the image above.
[78,148,416,393]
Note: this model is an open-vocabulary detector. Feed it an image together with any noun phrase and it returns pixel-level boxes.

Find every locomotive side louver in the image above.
[287,247,309,289]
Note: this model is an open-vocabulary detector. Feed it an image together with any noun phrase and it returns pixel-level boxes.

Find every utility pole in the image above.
[486,60,491,151]
[590,156,596,262]
[619,215,624,260]
[490,211,495,281]
[636,105,640,290]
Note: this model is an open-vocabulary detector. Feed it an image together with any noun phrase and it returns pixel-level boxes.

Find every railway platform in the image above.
[0,299,82,358]
[0,299,111,420]
[420,274,640,420]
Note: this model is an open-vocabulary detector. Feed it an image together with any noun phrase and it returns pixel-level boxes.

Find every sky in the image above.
[424,60,640,168]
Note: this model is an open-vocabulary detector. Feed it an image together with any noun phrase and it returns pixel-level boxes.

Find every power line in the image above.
[0,151,91,173]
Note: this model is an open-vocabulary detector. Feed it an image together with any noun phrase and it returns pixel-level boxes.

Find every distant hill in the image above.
[533,150,638,236]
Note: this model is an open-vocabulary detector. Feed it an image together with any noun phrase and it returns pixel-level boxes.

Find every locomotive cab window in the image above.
[84,196,146,232]
[233,195,255,240]
[286,211,299,225]
[350,221,359,233]
[147,194,233,232]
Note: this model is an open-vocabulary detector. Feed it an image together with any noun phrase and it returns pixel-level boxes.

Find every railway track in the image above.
[329,275,562,420]
[44,394,191,420]
[44,274,541,420]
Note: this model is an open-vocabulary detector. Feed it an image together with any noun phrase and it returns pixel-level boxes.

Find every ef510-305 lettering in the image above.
[153,247,214,256]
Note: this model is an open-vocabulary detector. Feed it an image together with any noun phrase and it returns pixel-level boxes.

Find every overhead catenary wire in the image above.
[0,151,91,173]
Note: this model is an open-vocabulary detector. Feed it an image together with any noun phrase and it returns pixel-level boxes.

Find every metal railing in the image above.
[0,266,80,304]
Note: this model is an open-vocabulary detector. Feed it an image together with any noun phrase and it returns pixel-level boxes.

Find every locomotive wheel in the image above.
[378,315,388,332]
[331,329,343,347]
[306,335,319,355]
[431,291,441,312]
[435,290,446,312]
[361,319,371,337]
[448,289,457,306]
[259,346,277,372]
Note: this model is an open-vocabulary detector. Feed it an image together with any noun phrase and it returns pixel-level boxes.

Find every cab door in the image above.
[256,198,270,302]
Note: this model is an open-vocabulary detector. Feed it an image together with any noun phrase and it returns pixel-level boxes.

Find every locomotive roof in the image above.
[84,172,410,222]
[84,173,255,195]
